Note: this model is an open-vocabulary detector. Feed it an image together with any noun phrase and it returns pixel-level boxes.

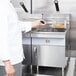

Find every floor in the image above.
[22,58,76,76]
[67,50,76,76]
[74,60,76,76]
[22,50,76,76]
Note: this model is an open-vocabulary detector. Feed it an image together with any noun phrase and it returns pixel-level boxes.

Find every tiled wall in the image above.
[59,0,76,49]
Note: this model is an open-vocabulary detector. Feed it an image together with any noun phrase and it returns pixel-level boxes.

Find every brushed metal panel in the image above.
[37,46,65,67]
[32,45,66,67]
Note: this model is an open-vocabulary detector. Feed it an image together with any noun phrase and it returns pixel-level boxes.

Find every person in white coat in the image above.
[0,0,46,76]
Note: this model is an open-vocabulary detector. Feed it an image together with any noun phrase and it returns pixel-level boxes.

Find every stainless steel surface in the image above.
[22,34,32,65]
[31,32,66,38]
[31,30,66,68]
[22,15,70,73]
[22,45,32,65]
[23,31,66,38]
[32,45,65,67]
[22,31,67,68]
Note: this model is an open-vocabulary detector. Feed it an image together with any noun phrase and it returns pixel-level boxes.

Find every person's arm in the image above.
[19,20,46,32]
[3,60,15,76]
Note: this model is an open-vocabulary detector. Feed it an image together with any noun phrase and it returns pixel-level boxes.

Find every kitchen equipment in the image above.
[51,23,66,32]
[22,14,70,76]
[54,0,59,11]
[40,21,45,24]
[20,2,28,13]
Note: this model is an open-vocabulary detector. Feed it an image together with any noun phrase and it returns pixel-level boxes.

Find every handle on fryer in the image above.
[54,0,59,11]
[33,47,37,57]
[20,2,28,13]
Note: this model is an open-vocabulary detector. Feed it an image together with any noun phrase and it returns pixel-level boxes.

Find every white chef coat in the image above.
[0,1,32,65]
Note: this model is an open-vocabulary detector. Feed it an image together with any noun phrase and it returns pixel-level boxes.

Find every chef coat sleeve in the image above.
[0,12,10,61]
[18,21,32,32]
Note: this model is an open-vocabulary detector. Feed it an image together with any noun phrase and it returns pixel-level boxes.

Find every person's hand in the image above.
[32,20,46,28]
[5,64,15,76]
[3,60,15,76]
